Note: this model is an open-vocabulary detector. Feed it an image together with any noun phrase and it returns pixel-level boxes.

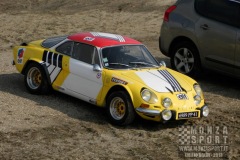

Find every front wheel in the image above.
[170,41,201,77]
[24,62,51,94]
[106,91,135,126]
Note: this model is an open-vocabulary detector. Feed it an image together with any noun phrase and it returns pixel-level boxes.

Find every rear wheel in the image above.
[170,41,201,77]
[24,62,51,94]
[106,91,135,126]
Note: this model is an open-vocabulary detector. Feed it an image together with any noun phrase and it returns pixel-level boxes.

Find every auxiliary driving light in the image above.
[162,98,172,108]
[161,109,172,121]
[201,105,209,117]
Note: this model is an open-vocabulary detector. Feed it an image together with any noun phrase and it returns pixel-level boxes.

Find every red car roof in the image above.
[68,32,142,48]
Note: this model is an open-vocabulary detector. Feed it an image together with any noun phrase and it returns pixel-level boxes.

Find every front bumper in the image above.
[135,108,160,117]
[135,104,209,122]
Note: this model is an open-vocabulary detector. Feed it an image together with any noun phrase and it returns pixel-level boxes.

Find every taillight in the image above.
[164,5,177,22]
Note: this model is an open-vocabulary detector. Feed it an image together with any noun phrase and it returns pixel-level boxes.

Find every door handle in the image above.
[200,24,209,30]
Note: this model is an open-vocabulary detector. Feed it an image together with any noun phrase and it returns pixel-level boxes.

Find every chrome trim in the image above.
[136,108,161,116]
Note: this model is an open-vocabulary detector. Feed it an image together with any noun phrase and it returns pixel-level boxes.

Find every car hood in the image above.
[121,68,193,93]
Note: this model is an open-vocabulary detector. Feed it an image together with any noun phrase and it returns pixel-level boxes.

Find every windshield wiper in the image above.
[129,62,159,67]
[108,63,133,68]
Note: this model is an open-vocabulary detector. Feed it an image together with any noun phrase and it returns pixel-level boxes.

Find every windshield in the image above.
[101,45,159,69]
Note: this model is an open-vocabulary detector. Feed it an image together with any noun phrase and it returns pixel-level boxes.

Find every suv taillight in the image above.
[164,5,177,22]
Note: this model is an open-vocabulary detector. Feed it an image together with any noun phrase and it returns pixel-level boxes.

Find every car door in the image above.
[56,41,103,103]
[64,42,103,103]
[195,0,238,74]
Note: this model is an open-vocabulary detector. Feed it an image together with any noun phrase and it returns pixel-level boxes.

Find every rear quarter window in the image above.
[195,0,240,28]
[42,35,67,48]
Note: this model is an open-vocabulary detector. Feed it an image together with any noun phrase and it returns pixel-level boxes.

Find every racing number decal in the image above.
[42,50,63,83]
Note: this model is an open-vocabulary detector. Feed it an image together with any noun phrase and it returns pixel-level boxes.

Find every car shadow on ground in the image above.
[0,71,239,131]
[0,73,186,130]
[0,73,108,123]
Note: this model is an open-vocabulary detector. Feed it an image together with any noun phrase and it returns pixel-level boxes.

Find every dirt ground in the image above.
[0,0,239,159]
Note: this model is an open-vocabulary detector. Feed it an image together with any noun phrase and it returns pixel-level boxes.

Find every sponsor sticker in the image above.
[84,37,95,41]
[103,58,108,62]
[96,72,102,79]
[17,48,25,64]
[111,77,128,85]
[177,93,188,100]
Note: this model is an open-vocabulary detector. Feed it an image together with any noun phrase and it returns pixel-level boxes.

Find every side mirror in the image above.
[93,64,102,72]
[159,61,166,67]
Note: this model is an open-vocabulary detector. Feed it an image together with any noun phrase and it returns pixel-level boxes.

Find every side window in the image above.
[56,41,73,56]
[72,42,98,65]
[42,36,67,48]
[195,0,240,28]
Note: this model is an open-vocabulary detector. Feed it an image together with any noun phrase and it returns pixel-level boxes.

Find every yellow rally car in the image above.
[12,32,209,125]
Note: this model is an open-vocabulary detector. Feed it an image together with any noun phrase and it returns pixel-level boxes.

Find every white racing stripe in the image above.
[47,65,55,74]
[158,70,182,92]
[42,50,63,83]
[136,70,174,93]
[90,32,125,42]
[50,67,61,82]
[135,70,183,93]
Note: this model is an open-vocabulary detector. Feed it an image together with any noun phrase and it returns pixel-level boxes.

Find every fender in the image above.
[39,61,52,86]
[97,84,134,107]
[23,58,52,86]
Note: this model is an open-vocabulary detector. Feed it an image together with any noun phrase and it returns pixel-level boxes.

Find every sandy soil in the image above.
[0,0,239,159]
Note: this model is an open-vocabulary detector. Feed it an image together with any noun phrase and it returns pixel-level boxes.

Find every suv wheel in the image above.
[170,41,201,77]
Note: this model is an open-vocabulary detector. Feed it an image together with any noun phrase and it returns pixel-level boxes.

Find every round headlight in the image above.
[141,89,151,102]
[194,84,202,96]
[162,110,172,121]
[194,95,201,105]
[202,106,209,117]
[162,98,172,108]
[141,89,158,104]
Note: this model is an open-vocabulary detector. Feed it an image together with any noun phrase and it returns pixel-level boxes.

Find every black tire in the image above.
[24,62,51,94]
[106,91,135,126]
[170,41,201,77]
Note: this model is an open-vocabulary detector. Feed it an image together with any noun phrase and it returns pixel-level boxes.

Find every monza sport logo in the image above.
[178,125,229,159]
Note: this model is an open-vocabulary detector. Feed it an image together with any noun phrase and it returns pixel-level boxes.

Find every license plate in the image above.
[178,111,199,119]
